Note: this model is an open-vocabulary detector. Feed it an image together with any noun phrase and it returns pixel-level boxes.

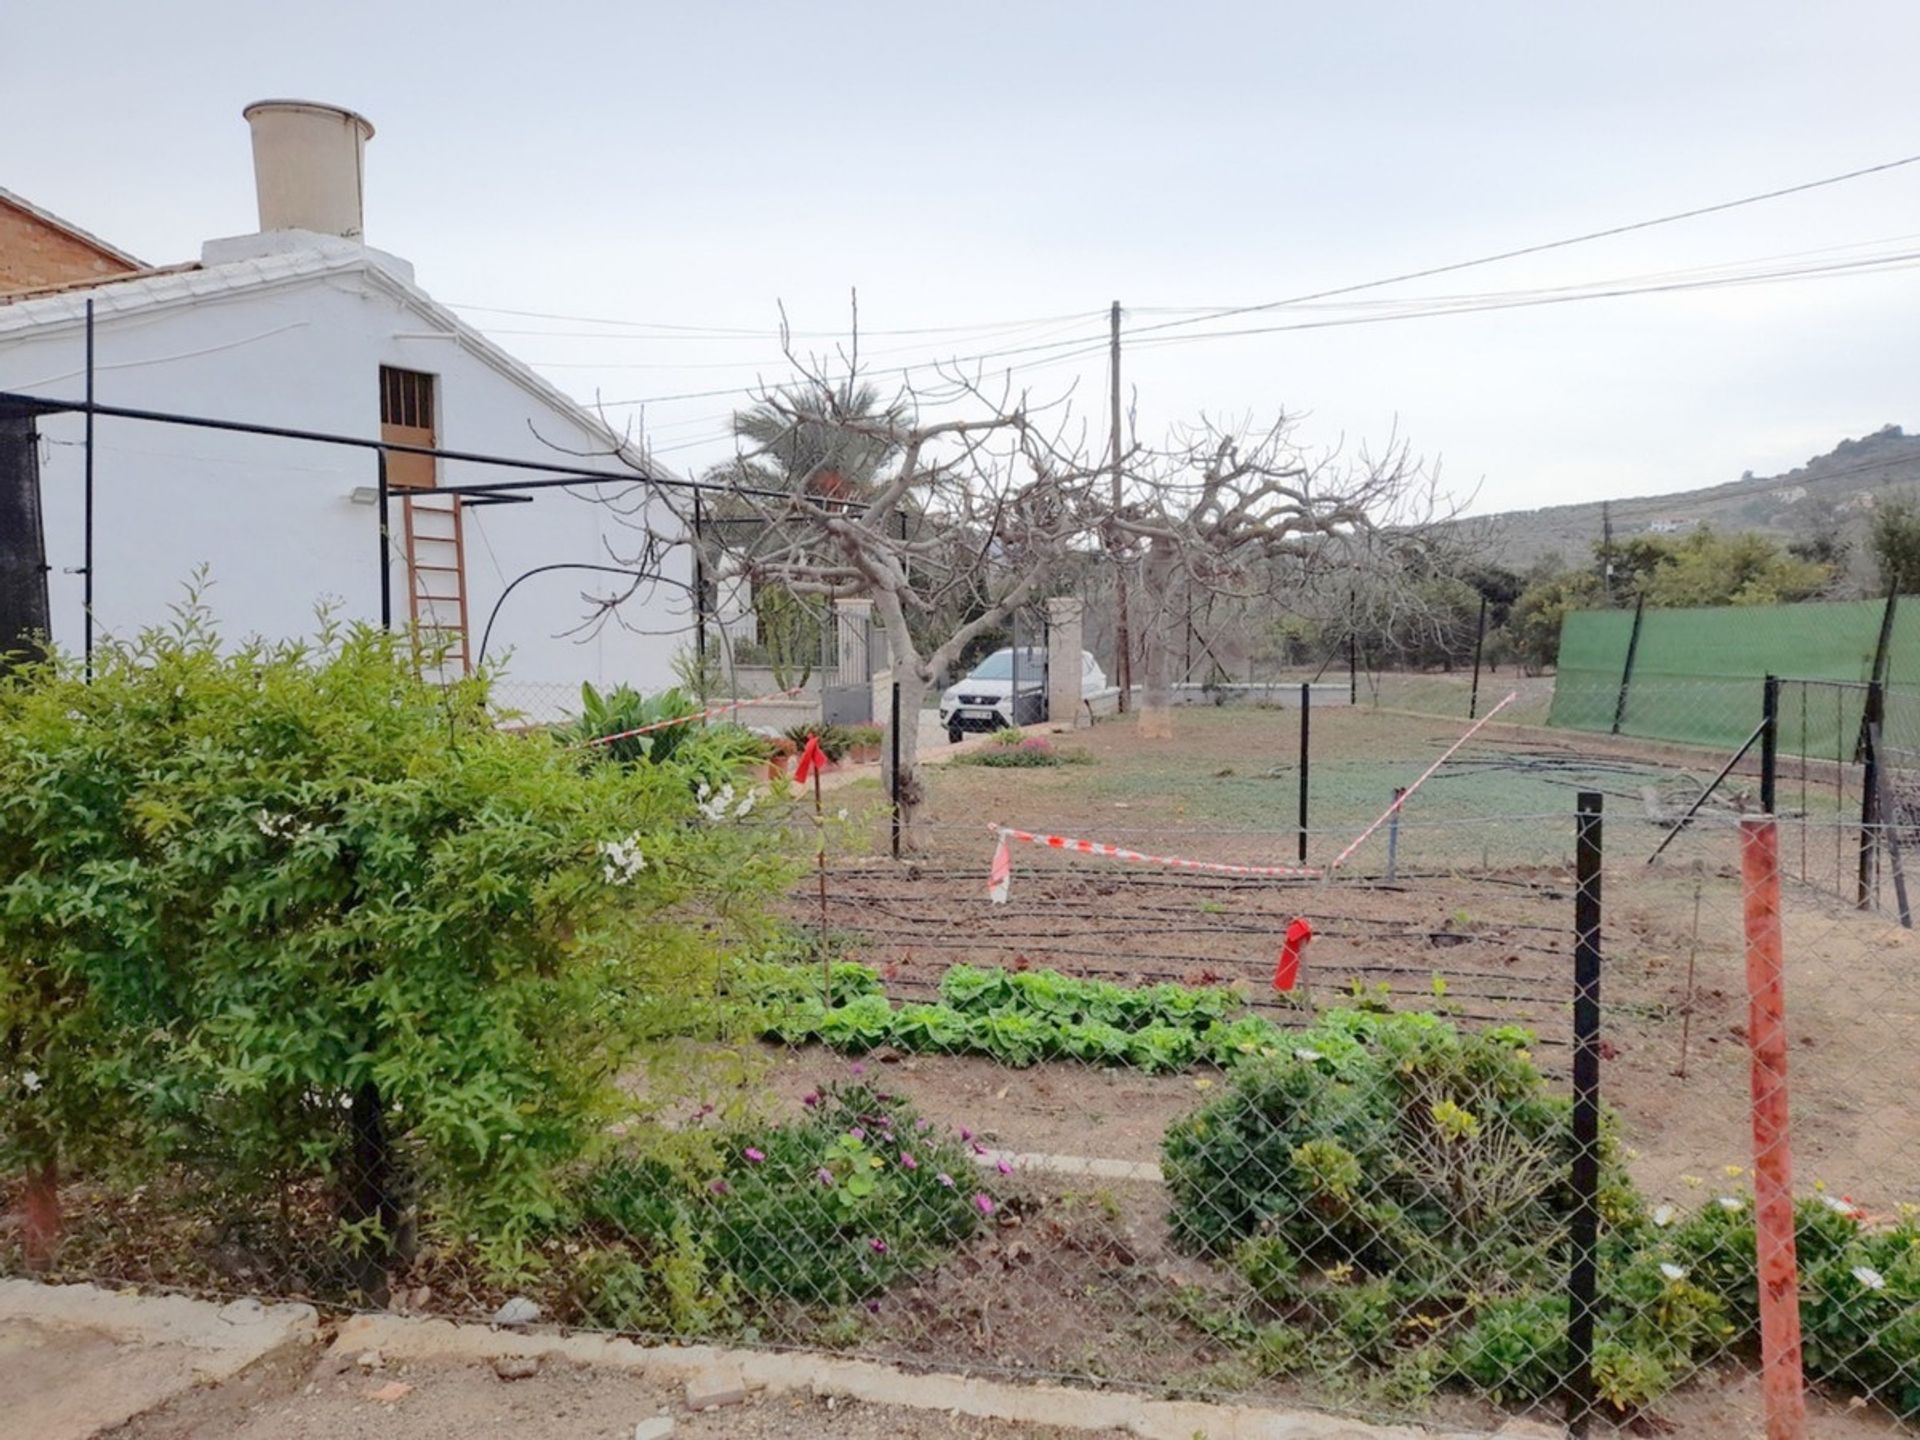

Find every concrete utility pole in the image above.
[1109,300,1131,711]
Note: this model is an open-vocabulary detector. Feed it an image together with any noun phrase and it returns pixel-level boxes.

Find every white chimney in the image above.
[242,100,374,239]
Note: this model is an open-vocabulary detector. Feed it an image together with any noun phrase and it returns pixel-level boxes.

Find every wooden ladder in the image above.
[401,491,471,681]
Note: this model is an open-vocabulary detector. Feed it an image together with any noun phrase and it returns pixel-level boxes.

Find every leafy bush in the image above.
[0,610,795,1276]
[783,724,855,762]
[576,1080,990,1318]
[953,733,1093,768]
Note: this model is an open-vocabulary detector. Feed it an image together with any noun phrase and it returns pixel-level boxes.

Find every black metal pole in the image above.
[1297,681,1310,864]
[376,448,392,631]
[1347,593,1358,706]
[1567,790,1605,1437]
[1868,720,1913,929]
[82,300,95,682]
[1860,678,1885,909]
[1610,593,1645,736]
[692,490,707,674]
[1468,593,1487,718]
[1760,673,1779,814]
[890,679,903,861]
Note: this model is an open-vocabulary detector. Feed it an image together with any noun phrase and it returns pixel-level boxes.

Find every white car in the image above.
[939,647,1108,742]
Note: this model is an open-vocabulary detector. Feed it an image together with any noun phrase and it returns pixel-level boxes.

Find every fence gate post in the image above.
[1567,790,1604,1436]
[1297,681,1310,864]
[1739,815,1810,1440]
[889,680,902,860]
[1761,674,1779,814]
[1469,592,1487,718]
[1860,679,1886,909]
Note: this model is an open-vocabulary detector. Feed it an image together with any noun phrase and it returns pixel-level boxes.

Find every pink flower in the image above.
[916,1118,930,1132]
[900,1152,918,1170]
[815,1167,834,1186]
[849,1063,866,1076]
[743,1147,765,1163]
[869,1237,889,1254]
[959,1127,973,1142]
[801,1091,820,1108]
[708,1179,730,1196]
[848,1126,866,1141]
[935,1172,954,1188]
[996,1158,1014,1176]
[971,1141,987,1156]
[973,1193,996,1216]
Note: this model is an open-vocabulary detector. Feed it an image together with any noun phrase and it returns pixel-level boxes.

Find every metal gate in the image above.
[821,607,887,725]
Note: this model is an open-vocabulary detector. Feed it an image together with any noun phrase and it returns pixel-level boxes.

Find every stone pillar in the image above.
[1047,597,1087,729]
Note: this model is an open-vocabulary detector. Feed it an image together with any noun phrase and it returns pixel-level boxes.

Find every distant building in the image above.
[0,102,688,712]
[1646,518,1692,535]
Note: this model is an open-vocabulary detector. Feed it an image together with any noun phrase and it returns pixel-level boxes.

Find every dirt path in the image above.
[116,1350,1113,1440]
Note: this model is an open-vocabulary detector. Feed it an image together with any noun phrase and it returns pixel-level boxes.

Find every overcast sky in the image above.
[9,2,1920,520]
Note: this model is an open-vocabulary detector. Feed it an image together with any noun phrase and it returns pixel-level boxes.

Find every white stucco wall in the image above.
[0,261,691,712]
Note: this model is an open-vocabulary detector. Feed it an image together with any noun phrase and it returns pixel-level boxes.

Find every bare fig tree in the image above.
[1108,413,1446,735]
[655,359,1105,845]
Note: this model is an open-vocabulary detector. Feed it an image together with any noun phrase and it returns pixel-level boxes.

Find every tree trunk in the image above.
[1137,546,1176,739]
[344,1079,397,1304]
[21,1155,58,1271]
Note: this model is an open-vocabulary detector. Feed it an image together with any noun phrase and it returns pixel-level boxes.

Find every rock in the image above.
[216,1297,266,1325]
[366,1380,414,1403]
[355,1349,385,1371]
[492,1354,542,1381]
[634,1419,677,1440]
[685,1372,748,1411]
[491,1295,541,1327]
[1493,1419,1567,1439]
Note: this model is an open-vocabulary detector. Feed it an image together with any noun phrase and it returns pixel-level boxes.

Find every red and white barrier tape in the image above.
[579,685,808,749]
[987,823,1319,903]
[1325,690,1518,870]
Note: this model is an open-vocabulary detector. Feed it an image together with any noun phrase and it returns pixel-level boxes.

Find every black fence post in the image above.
[1567,790,1605,1436]
[1609,593,1645,736]
[1297,681,1310,864]
[1860,678,1886,909]
[889,680,903,860]
[691,490,706,672]
[376,447,392,631]
[1760,673,1779,814]
[1469,593,1487,719]
[82,299,95,683]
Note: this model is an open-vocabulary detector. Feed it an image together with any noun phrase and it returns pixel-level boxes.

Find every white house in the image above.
[0,101,693,717]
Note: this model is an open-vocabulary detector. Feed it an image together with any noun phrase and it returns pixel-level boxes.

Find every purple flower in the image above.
[996,1158,1014,1176]
[959,1127,973,1142]
[708,1179,731,1196]
[869,1237,889,1254]
[849,1063,866,1076]
[935,1172,954,1188]
[815,1167,834,1186]
[848,1126,866,1141]
[801,1090,820,1108]
[973,1193,996,1216]
[971,1141,987,1156]
[916,1118,930,1132]
[743,1146,765,1164]
[865,1299,881,1313]
[900,1152,918,1170]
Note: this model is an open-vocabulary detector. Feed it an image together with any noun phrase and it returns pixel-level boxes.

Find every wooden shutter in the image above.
[379,365,436,489]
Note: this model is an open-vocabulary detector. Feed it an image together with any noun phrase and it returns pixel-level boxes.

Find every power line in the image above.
[1118,150,1920,339]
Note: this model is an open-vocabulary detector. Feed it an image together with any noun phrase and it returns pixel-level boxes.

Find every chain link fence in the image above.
[6,676,1919,1436]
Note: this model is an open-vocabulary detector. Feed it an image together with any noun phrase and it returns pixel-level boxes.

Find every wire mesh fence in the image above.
[6,679,1920,1436]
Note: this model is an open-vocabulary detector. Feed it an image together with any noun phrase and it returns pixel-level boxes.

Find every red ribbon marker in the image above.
[1274,917,1312,992]
[791,732,828,784]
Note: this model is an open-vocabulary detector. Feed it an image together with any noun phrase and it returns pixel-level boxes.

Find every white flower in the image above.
[695,782,738,823]
[836,807,849,822]
[1854,1265,1887,1292]
[1659,1262,1688,1283]
[1293,1048,1323,1063]
[1717,1195,1745,1213]
[1821,1194,1865,1221]
[733,792,756,819]
[21,1070,42,1094]
[1651,1204,1677,1228]
[596,833,646,885]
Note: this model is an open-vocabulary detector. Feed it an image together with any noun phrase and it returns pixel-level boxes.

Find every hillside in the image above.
[1475,424,1920,570]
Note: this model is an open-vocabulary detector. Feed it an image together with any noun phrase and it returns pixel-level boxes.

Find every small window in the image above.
[380,366,435,430]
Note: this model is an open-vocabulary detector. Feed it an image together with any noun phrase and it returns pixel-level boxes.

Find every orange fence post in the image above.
[1739,816,1809,1440]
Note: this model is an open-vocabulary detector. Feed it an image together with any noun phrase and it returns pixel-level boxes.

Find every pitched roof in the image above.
[0,186,146,272]
[0,236,672,478]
